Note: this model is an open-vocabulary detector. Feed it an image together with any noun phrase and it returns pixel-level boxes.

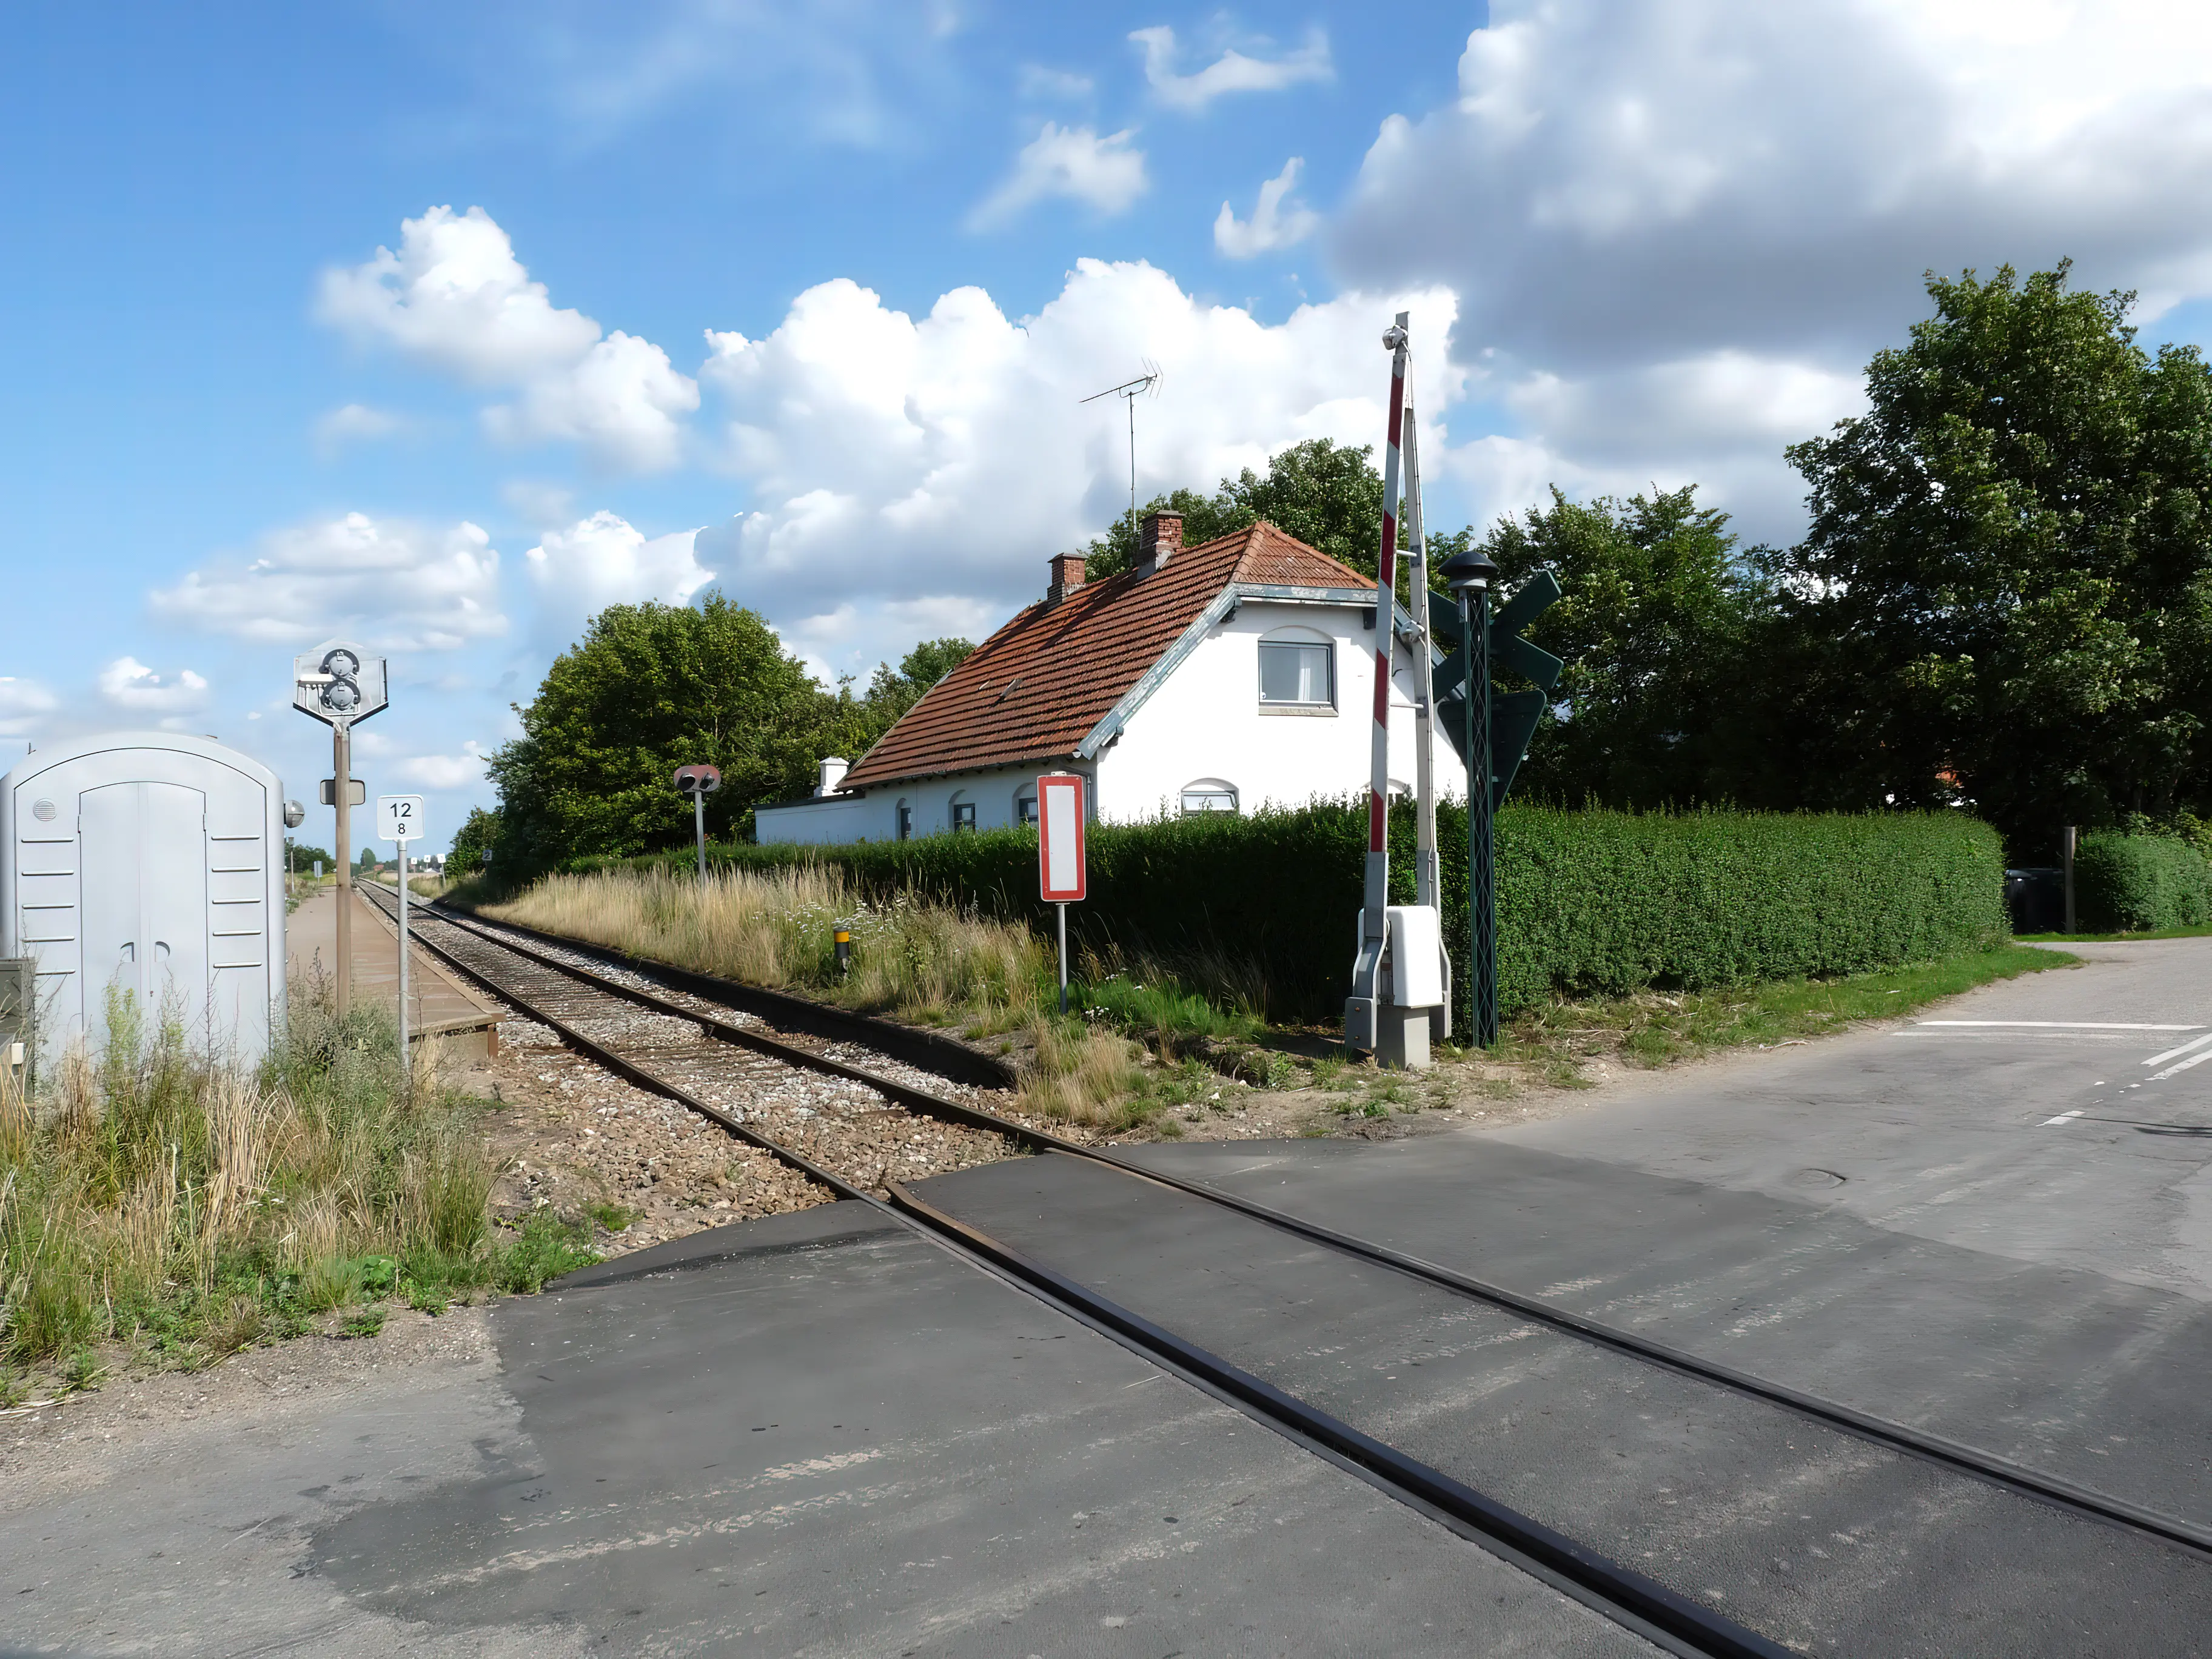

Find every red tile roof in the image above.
[840,520,1371,789]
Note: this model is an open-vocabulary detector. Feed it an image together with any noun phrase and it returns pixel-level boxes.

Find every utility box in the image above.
[1,733,288,1072]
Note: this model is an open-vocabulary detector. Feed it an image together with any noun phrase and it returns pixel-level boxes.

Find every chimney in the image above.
[816,757,850,797]
[1138,510,1183,574]
[1048,552,1087,605]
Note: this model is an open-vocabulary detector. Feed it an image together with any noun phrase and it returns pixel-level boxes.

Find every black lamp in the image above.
[1440,545,1498,593]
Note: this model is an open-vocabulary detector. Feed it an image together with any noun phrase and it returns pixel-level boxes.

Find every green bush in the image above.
[2075,832,2212,932]
[587,800,2004,1031]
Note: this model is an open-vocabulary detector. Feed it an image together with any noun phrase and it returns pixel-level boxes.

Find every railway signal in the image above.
[1036,773,1087,1015]
[293,640,388,1016]
[674,763,722,878]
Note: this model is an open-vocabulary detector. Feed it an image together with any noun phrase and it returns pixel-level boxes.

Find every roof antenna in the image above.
[1082,361,1163,533]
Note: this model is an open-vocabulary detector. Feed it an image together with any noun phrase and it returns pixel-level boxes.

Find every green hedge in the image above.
[2076,832,2212,932]
[593,801,2005,1029]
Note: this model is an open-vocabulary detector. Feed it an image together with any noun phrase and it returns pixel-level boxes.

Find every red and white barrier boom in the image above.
[1344,312,1449,1068]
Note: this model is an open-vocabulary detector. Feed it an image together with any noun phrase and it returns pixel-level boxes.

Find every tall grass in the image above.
[0,979,591,1377]
[483,866,1153,1126]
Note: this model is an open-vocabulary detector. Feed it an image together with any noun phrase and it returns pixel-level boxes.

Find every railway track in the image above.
[364,884,2212,1657]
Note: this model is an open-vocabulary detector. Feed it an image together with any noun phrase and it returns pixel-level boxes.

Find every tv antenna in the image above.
[1082,361,1162,530]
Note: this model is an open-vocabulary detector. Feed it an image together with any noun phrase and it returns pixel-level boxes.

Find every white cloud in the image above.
[313,403,404,456]
[694,264,1457,680]
[1330,0,2212,541]
[1130,25,1331,112]
[318,206,697,472]
[524,511,717,640]
[968,124,1148,229]
[153,513,507,651]
[0,677,58,739]
[98,658,210,715]
[1019,65,1093,101]
[1214,158,1319,258]
[400,740,487,789]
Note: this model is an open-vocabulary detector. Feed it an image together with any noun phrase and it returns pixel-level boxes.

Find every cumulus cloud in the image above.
[313,403,404,456]
[0,677,58,739]
[1215,158,1319,258]
[400,740,487,789]
[694,263,1455,678]
[98,658,210,715]
[1130,25,1331,111]
[1331,0,2212,540]
[524,511,717,639]
[152,513,507,651]
[318,206,696,471]
[968,124,1148,228]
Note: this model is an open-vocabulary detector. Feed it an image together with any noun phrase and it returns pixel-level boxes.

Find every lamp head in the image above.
[1441,545,1500,594]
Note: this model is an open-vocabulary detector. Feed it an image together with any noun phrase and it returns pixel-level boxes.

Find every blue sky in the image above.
[8,1,2212,853]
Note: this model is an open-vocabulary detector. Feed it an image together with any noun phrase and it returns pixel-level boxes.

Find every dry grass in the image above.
[0,979,592,1384]
[483,866,1152,1127]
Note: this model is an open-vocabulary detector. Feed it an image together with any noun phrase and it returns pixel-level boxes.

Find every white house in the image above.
[755,512,1461,845]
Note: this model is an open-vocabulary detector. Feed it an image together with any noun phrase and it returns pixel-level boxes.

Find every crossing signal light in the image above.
[1431,569,1563,807]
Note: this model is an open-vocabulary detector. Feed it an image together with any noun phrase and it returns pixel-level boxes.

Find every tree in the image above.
[1481,486,1763,807]
[1775,263,2212,847]
[447,806,501,874]
[285,842,333,874]
[1080,439,1390,578]
[486,593,846,866]
[856,637,976,729]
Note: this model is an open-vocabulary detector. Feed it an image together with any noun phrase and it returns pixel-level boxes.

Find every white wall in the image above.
[754,761,1097,846]
[1098,599,1457,820]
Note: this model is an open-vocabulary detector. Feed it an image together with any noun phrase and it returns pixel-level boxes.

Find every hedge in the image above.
[2075,832,2212,933]
[588,801,2006,1030]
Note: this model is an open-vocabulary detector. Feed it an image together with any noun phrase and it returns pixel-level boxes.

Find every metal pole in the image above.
[1403,394,1439,911]
[1364,315,1411,940]
[1128,389,1138,530]
[396,834,410,1066]
[2063,826,2077,934]
[1057,902,1069,1016]
[695,791,708,880]
[333,724,352,1019]
[1470,582,1497,1048]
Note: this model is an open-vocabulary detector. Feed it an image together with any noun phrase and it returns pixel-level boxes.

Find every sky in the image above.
[8,0,2212,854]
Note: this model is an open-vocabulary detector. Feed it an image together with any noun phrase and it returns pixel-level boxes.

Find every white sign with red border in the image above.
[1037,774,1087,902]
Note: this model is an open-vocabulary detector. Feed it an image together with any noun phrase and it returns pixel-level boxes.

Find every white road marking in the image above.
[2042,1110,2085,1125]
[1917,1020,2202,1030]
[2150,1048,2212,1082]
[2143,1031,2212,1068]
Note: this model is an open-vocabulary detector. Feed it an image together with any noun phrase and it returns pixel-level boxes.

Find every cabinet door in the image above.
[78,781,209,1045]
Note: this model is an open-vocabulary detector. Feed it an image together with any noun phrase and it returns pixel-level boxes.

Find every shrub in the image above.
[2074,832,2212,932]
[581,800,2003,1030]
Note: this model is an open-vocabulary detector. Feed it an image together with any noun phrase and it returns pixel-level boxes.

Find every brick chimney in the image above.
[1138,510,1183,575]
[1048,552,1087,605]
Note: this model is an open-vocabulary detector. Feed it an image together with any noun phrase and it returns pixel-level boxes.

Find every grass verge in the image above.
[0,978,597,1392]
[1500,943,2076,1076]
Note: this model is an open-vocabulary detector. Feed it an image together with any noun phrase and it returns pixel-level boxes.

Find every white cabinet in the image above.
[1,734,287,1069]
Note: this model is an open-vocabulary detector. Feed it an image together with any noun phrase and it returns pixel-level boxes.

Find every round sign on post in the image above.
[673,764,722,879]
[1036,773,1087,1015]
[294,640,389,1021]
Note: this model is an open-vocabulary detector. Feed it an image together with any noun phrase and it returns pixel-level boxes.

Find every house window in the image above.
[1259,640,1333,706]
[1181,780,1239,815]
[1016,791,1038,826]
[896,801,913,841]
[951,800,977,833]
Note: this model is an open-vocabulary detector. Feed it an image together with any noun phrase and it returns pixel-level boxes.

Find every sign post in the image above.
[294,642,389,1017]
[1036,774,1087,1016]
[378,794,424,1061]
[673,765,723,879]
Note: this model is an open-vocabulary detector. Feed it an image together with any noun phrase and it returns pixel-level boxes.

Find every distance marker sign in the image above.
[1037,774,1087,902]
[377,794,424,842]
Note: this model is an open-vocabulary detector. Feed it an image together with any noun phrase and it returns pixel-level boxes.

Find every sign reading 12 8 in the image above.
[377,794,425,842]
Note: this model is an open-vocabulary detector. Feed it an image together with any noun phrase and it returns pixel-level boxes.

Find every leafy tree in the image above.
[1774,263,2212,846]
[1081,439,1391,578]
[284,842,333,874]
[1481,486,1763,806]
[446,806,501,873]
[487,593,843,865]
[856,637,976,728]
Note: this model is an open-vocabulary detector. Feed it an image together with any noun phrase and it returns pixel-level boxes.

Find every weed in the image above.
[340,1309,386,1339]
[1310,1055,1346,1090]
[494,1214,598,1293]
[61,1348,106,1392]
[585,1201,638,1234]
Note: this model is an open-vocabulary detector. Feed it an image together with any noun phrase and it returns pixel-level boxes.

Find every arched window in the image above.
[1015,786,1038,826]
[1258,625,1335,709]
[896,799,913,841]
[1181,778,1239,815]
[949,791,977,833]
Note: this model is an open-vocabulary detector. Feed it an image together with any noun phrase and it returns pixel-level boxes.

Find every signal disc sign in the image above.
[1037,774,1087,902]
